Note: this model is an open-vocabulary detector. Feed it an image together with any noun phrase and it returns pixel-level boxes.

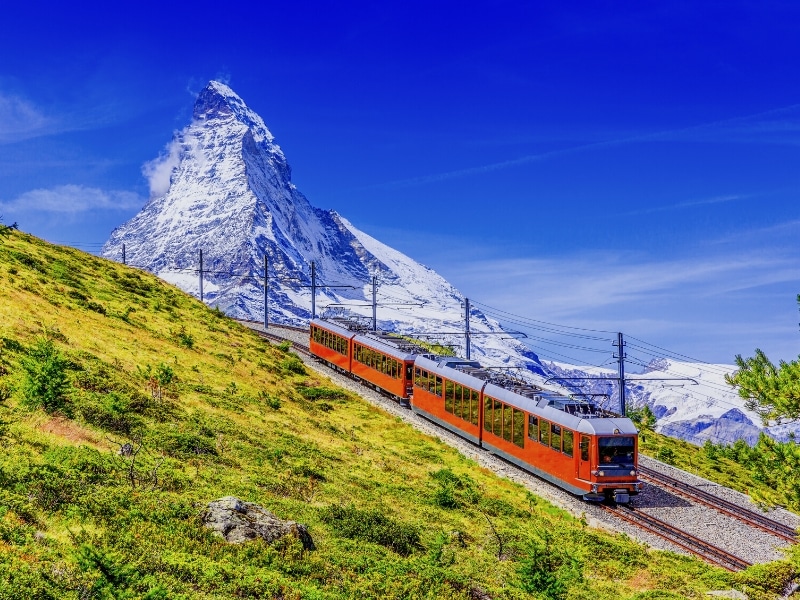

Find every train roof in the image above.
[415,354,638,435]
[311,317,427,361]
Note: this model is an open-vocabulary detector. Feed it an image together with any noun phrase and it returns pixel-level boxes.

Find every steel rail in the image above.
[601,505,752,571]
[638,465,797,544]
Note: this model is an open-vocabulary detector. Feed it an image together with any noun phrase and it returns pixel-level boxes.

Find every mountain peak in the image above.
[193,81,274,144]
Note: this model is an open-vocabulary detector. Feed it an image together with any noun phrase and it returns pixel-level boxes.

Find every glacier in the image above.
[102,81,787,446]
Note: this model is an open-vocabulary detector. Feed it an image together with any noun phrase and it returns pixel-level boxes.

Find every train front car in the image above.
[411,356,641,504]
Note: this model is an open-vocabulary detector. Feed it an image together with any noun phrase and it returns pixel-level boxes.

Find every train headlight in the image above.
[597,470,605,477]
[630,470,637,476]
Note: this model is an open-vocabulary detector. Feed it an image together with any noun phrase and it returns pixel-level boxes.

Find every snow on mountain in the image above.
[103,80,781,447]
[101,81,542,371]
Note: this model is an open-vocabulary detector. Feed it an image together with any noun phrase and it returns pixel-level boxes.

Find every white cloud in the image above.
[0,185,145,214]
[142,136,182,198]
[0,92,52,144]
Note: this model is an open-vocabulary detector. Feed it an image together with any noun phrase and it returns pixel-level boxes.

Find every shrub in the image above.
[280,356,306,375]
[20,337,71,414]
[319,504,421,556]
[429,468,479,508]
[518,533,583,600]
[258,391,281,409]
[173,325,195,349]
[298,386,347,401]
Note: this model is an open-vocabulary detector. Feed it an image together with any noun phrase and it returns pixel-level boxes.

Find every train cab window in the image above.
[406,364,413,381]
[598,437,635,468]
[502,404,513,442]
[580,436,590,462]
[512,408,525,448]
[528,415,538,440]
[470,389,479,425]
[483,397,493,432]
[538,419,550,446]
[562,430,574,457]
[550,424,561,452]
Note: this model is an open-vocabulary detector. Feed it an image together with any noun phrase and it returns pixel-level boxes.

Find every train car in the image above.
[309,318,424,403]
[351,332,419,403]
[411,356,487,444]
[309,318,355,373]
[411,355,641,503]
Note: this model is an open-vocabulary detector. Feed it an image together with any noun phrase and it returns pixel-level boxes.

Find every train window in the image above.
[562,430,574,457]
[483,397,493,432]
[539,419,550,446]
[406,364,413,381]
[445,380,454,413]
[470,389,479,425]
[528,415,538,440]
[550,424,561,452]
[512,408,525,448]
[502,404,513,442]
[580,436,590,462]
[414,367,423,388]
[493,399,503,436]
[434,376,443,397]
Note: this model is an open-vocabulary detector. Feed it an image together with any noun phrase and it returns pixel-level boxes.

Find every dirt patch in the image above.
[38,416,99,445]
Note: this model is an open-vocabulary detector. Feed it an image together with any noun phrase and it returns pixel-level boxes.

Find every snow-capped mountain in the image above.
[103,81,779,446]
[101,81,544,371]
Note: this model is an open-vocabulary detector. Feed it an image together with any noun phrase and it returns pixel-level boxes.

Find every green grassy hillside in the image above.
[0,231,793,599]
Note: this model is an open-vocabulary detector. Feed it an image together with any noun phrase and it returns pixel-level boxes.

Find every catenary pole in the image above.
[465,298,471,360]
[615,332,626,415]
[122,243,126,265]
[311,261,316,319]
[372,275,377,331]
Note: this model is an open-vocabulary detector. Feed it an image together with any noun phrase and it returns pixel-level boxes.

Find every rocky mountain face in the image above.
[103,81,782,446]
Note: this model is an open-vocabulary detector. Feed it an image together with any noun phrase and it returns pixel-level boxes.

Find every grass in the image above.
[0,230,793,599]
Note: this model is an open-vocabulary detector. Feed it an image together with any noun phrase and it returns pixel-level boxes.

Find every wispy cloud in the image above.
[0,92,53,144]
[0,185,145,214]
[622,194,745,216]
[365,102,800,190]
[450,253,796,317]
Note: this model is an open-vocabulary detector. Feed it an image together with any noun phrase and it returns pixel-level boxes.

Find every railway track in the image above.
[638,465,797,544]
[601,504,752,571]
[241,322,781,570]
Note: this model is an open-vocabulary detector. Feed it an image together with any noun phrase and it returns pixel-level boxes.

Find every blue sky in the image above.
[1,1,798,365]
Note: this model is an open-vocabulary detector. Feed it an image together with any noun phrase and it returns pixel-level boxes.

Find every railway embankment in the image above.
[246,321,800,570]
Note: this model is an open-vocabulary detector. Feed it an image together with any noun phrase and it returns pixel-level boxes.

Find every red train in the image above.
[309,317,642,503]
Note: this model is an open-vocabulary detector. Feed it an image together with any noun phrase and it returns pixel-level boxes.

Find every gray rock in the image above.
[203,496,315,550]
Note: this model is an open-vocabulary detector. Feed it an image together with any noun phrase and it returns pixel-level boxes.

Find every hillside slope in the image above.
[0,231,789,599]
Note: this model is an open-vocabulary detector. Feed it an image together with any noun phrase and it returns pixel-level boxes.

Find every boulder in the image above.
[202,496,315,550]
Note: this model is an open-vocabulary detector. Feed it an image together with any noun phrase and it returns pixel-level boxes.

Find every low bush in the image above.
[20,337,71,415]
[319,504,421,556]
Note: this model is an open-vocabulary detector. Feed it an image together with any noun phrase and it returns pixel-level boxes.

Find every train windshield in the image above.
[598,437,635,468]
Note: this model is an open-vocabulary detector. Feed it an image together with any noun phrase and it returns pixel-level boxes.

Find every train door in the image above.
[578,435,591,480]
